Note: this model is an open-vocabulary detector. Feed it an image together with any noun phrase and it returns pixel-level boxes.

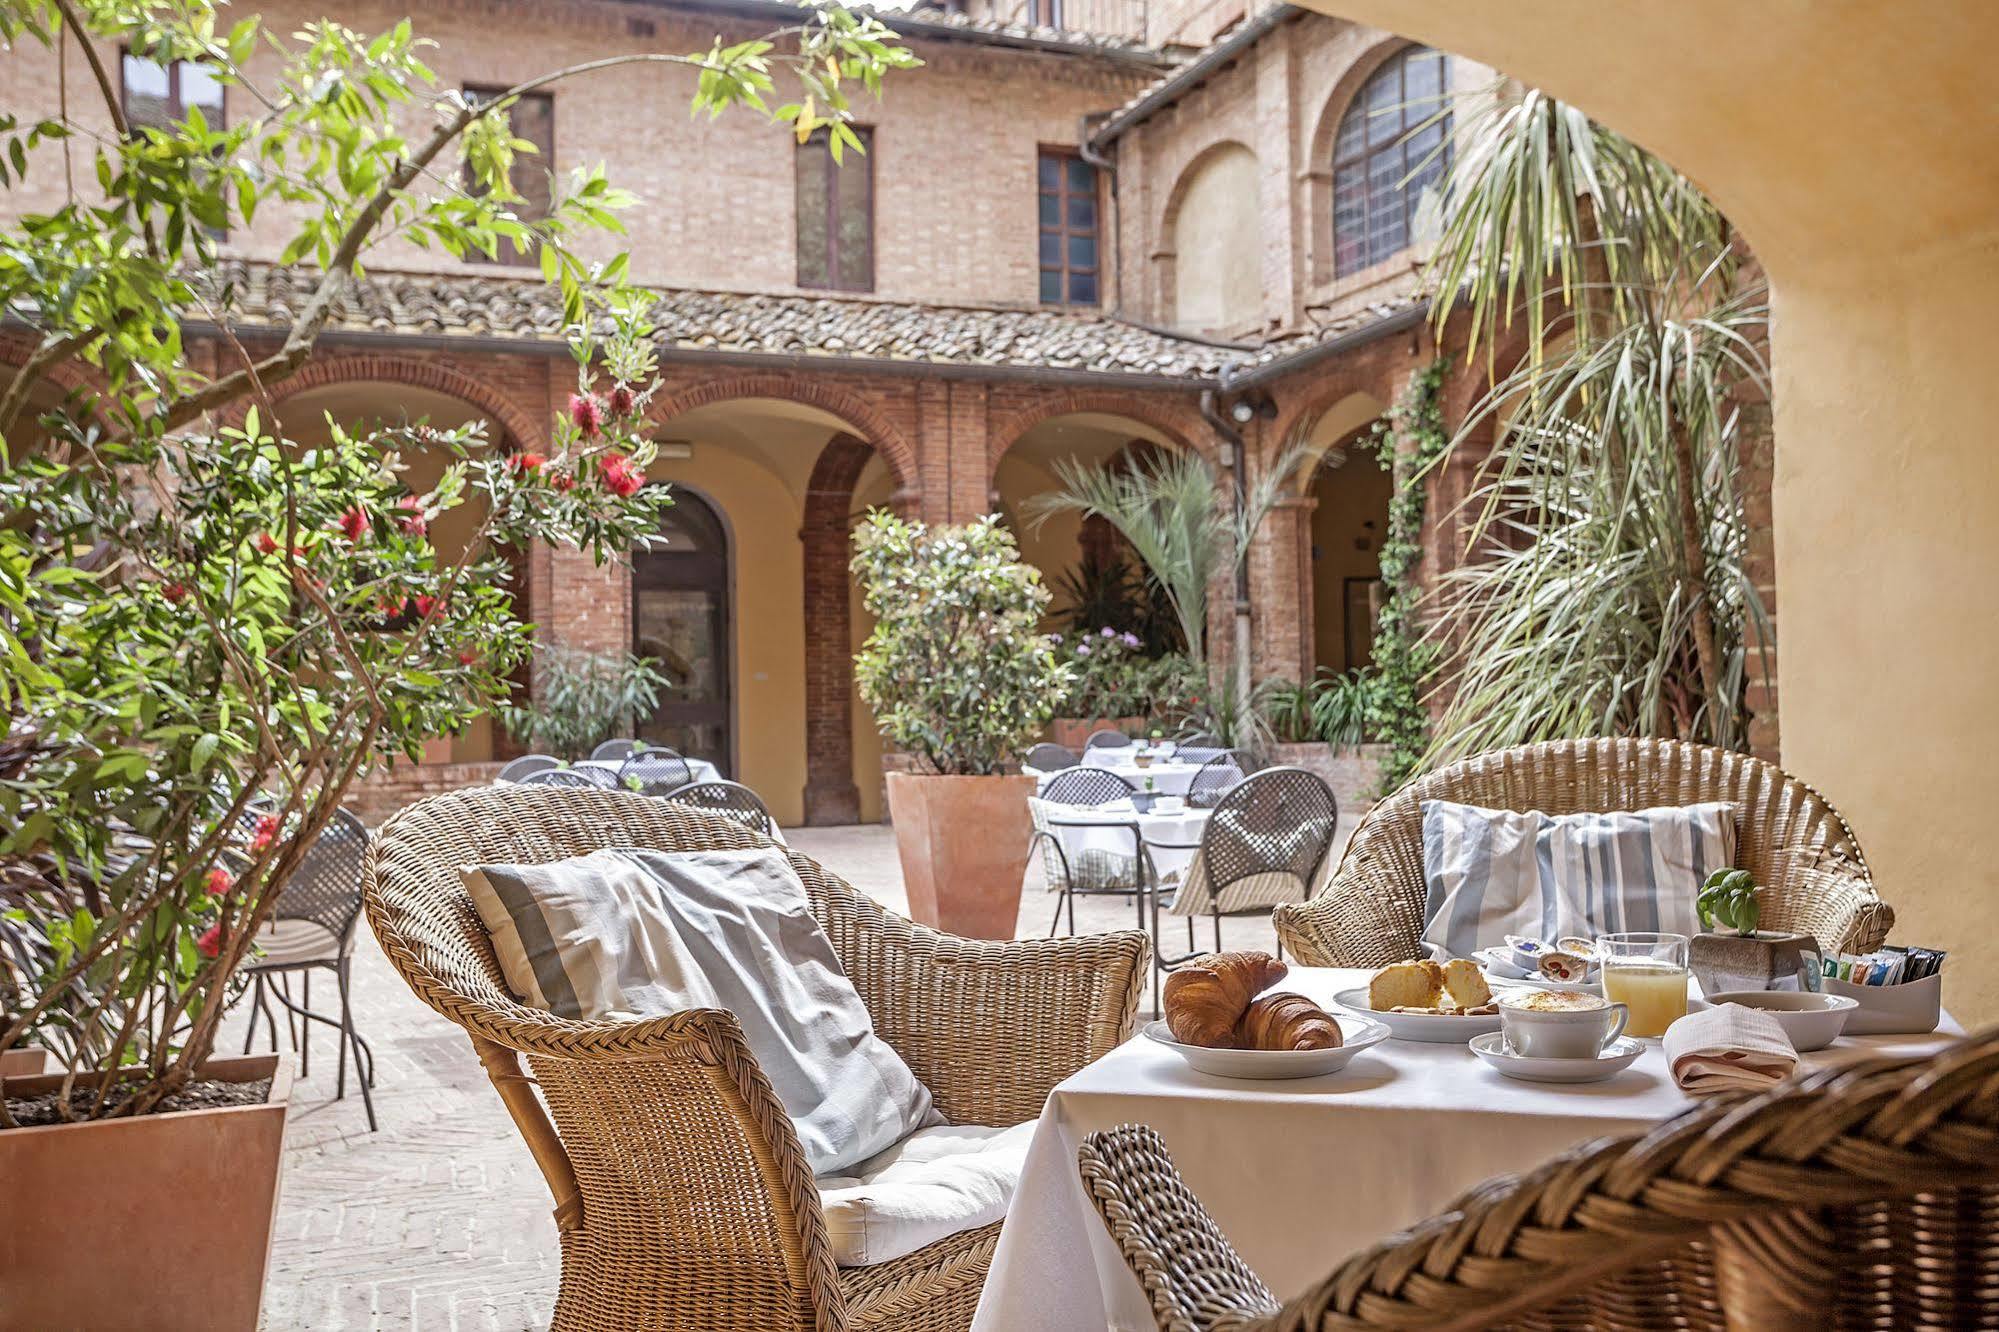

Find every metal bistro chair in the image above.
[1031,767,1146,939]
[619,748,695,796]
[497,753,561,783]
[1078,1027,1999,1331]
[1185,750,1259,809]
[1084,729,1132,751]
[1024,742,1080,773]
[237,805,379,1131]
[1154,766,1336,969]
[590,738,640,762]
[518,766,620,790]
[664,780,776,839]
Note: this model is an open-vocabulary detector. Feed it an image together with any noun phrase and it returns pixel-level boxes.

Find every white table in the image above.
[1029,758,1207,799]
[1040,800,1210,885]
[971,966,1964,1332]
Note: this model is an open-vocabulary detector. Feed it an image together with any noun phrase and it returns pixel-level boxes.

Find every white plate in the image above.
[1469,1031,1645,1083]
[1142,1015,1390,1079]
[1333,987,1504,1043]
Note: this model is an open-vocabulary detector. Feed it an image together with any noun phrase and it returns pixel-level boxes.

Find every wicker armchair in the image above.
[364,785,1149,1332]
[1275,737,1893,966]
[1078,1026,1999,1331]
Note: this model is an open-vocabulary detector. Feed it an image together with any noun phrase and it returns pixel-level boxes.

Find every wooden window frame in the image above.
[119,50,226,131]
[1038,146,1102,307]
[1027,0,1065,26]
[796,126,876,293]
[1331,47,1451,278]
[463,84,556,268]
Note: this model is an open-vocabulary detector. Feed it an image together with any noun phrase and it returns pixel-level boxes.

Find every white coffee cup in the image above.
[1155,796,1185,814]
[1498,989,1629,1058]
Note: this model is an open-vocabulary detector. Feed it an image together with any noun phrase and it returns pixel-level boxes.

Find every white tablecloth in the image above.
[971,966,1965,1332]
[1042,802,1210,884]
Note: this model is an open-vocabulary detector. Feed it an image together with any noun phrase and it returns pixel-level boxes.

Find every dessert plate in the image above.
[1469,1031,1645,1083]
[1333,987,1505,1043]
[1142,1015,1389,1079]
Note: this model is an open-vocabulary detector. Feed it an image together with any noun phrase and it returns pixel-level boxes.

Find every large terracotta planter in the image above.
[0,1053,292,1332]
[1048,715,1148,751]
[884,770,1035,939]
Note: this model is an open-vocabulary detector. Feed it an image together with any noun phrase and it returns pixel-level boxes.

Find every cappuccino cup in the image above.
[1498,988,1629,1058]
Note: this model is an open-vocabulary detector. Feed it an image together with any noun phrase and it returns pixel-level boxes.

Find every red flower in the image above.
[161,581,188,604]
[551,471,576,492]
[457,647,480,667]
[569,394,602,438]
[248,813,280,853]
[205,866,234,898]
[600,454,643,497]
[396,494,428,537]
[255,532,279,555]
[197,922,223,959]
[336,506,368,543]
[508,451,546,474]
[407,594,438,620]
[607,383,635,417]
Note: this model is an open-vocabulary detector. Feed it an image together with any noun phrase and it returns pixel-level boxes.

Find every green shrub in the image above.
[852,513,1070,776]
[500,645,671,759]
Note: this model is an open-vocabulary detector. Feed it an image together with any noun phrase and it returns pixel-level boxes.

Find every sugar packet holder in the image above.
[1822,944,1945,987]
[1822,944,1944,1035]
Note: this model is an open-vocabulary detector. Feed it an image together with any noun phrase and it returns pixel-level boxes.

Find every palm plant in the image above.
[1031,445,1309,750]
[1418,88,1770,764]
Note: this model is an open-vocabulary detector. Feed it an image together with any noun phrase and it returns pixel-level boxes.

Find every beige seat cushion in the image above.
[250,918,349,967]
[818,1121,1036,1267]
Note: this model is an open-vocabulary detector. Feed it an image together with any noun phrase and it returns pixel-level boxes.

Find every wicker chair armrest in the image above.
[838,918,1150,1126]
[1272,858,1422,968]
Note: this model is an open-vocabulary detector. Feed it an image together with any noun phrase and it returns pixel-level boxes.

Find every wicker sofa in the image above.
[1079,1026,1999,1330]
[1274,737,1894,966]
[363,785,1149,1332]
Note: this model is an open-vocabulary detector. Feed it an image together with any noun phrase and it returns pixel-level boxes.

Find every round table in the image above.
[1042,800,1209,885]
[1030,758,1206,798]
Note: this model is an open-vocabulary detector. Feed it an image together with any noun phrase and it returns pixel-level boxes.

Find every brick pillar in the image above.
[1737,398,1780,759]
[799,434,876,824]
[541,543,630,659]
[1249,494,1315,683]
[912,381,992,524]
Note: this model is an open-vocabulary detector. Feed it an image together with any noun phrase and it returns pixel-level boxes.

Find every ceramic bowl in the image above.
[1703,991,1859,1051]
[1142,1015,1389,1079]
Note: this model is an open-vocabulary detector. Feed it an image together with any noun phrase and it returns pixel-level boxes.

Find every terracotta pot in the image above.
[1048,715,1148,751]
[884,770,1035,940]
[0,1047,47,1078]
[0,1054,292,1332]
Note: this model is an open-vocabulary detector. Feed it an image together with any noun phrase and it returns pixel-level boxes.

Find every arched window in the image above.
[1331,46,1450,277]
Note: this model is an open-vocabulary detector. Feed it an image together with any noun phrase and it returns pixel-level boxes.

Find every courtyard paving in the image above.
[244,818,1327,1330]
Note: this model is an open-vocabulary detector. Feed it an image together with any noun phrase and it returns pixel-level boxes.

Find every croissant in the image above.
[1236,992,1344,1051]
[1162,951,1288,1048]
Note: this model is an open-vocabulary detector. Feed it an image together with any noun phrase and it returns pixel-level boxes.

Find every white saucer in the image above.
[1468,1031,1645,1083]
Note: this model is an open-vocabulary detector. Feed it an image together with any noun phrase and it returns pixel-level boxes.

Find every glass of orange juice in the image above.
[1598,932,1690,1038]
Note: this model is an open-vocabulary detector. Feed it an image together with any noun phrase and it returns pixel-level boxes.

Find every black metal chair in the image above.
[590,738,640,762]
[1153,766,1339,969]
[1186,750,1261,809]
[1031,767,1148,940]
[1178,731,1222,749]
[618,749,694,796]
[496,753,561,783]
[1025,742,1080,772]
[663,780,775,838]
[518,766,619,789]
[1084,729,1132,750]
[237,805,378,1131]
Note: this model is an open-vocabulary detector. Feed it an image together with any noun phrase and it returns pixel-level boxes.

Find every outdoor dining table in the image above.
[494,756,726,787]
[1040,799,1211,887]
[970,965,1965,1332]
[1027,757,1207,798]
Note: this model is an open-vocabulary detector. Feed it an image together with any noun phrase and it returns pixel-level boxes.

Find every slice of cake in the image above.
[1440,958,1492,1011]
[1368,959,1443,1011]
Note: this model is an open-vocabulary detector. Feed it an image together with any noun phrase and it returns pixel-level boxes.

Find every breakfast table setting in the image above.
[1024,741,1212,799]
[969,951,1963,1332]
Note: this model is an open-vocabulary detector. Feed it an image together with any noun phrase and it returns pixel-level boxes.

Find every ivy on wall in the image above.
[1364,357,1451,793]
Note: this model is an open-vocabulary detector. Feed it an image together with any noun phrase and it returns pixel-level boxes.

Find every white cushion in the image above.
[1419,800,1736,959]
[818,1122,1036,1267]
[460,846,938,1176]
[251,917,349,966]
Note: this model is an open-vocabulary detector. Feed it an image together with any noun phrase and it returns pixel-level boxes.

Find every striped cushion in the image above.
[1419,800,1737,960]
[461,845,938,1176]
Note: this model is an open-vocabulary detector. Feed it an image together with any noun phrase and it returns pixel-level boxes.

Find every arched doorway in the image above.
[632,490,732,772]
[1295,392,1391,677]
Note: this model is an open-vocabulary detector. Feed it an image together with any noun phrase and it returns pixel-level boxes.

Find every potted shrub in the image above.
[500,644,671,759]
[0,6,914,1326]
[853,513,1071,938]
[1261,670,1393,816]
[1047,626,1149,748]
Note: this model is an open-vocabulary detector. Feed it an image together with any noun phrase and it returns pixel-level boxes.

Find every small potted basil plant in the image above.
[1132,773,1158,814]
[1689,868,1826,996]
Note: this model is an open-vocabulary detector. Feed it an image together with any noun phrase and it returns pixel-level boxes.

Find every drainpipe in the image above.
[1077,120,1123,316]
[1199,380,1255,725]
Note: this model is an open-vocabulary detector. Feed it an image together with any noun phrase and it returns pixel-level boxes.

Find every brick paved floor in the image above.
[247,818,1335,1329]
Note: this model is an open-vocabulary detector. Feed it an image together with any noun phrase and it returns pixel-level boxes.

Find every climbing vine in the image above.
[1364,357,1450,793]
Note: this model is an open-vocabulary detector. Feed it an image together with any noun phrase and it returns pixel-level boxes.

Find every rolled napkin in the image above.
[1664,1003,1798,1096]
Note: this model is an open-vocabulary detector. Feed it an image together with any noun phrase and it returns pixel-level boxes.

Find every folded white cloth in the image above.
[1664,1003,1797,1096]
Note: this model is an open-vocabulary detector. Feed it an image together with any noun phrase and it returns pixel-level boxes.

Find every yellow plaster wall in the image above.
[1297,0,1999,1022]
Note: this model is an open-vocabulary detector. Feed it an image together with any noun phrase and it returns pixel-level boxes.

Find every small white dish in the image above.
[1333,987,1504,1044]
[1703,991,1859,1051]
[1142,1015,1389,1079]
[1469,1031,1645,1083]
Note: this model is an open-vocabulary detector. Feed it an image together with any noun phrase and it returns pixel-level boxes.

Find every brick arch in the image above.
[648,372,917,492]
[220,353,543,451]
[0,330,109,427]
[986,389,1213,483]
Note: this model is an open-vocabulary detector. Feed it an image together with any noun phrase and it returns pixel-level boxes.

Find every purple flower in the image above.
[1121,632,1141,648]
[1100,626,1117,638]
[1050,633,1063,643]
[1076,644,1092,657]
